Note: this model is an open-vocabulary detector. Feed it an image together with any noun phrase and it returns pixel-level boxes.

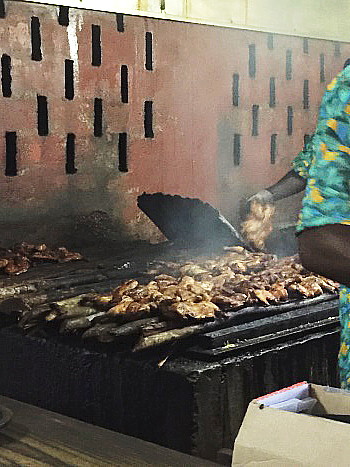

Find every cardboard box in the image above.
[232,381,350,466]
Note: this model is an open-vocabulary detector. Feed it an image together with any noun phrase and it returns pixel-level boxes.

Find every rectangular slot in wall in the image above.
[116,13,124,32]
[91,24,101,66]
[252,104,259,136]
[66,133,77,174]
[303,38,309,54]
[233,134,241,166]
[267,34,274,50]
[118,132,128,172]
[287,106,293,135]
[31,17,42,61]
[286,50,292,80]
[1,54,12,97]
[0,0,5,18]
[248,44,256,78]
[320,53,325,82]
[65,59,74,100]
[121,65,128,104]
[94,98,103,137]
[144,100,154,138]
[145,32,153,71]
[37,95,48,136]
[334,42,341,57]
[58,6,69,26]
[232,73,239,106]
[270,134,277,164]
[303,79,309,109]
[5,132,17,176]
[269,77,276,107]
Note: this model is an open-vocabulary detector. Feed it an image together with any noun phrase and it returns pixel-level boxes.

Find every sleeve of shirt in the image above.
[291,135,314,179]
[296,68,350,232]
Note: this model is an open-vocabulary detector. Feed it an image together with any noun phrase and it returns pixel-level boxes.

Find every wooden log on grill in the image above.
[38,273,108,291]
[59,312,107,333]
[0,284,37,299]
[35,267,151,292]
[108,317,161,338]
[141,320,180,337]
[81,317,162,343]
[132,324,204,351]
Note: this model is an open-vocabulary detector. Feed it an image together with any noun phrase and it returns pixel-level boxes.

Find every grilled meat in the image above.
[15,247,340,349]
[79,294,113,311]
[251,288,277,305]
[0,259,9,269]
[241,200,275,250]
[211,293,247,308]
[161,300,220,321]
[111,280,139,301]
[268,283,289,301]
[0,242,83,275]
[4,256,30,275]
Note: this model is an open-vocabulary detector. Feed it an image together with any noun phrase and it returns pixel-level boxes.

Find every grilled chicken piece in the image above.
[112,280,139,302]
[241,200,275,250]
[0,242,83,276]
[154,275,178,289]
[252,288,276,305]
[108,297,135,314]
[107,297,153,321]
[211,273,235,290]
[268,283,289,301]
[31,251,58,262]
[299,277,324,296]
[4,256,30,275]
[0,259,9,269]
[56,247,83,262]
[211,293,247,309]
[13,242,36,256]
[177,289,211,302]
[161,300,220,321]
[127,282,159,301]
[179,264,209,277]
[288,282,313,297]
[125,301,152,314]
[314,276,338,293]
[223,246,247,254]
[159,285,179,299]
[79,294,113,311]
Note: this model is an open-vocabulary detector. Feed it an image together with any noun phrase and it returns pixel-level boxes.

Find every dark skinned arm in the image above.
[267,170,307,200]
[298,224,350,286]
[240,170,307,219]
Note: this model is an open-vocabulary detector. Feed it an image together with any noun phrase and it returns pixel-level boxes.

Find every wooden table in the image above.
[0,396,221,466]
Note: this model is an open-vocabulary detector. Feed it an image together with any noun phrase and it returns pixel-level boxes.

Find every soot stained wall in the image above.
[1,2,350,244]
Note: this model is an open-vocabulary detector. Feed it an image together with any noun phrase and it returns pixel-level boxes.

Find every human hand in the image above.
[240,190,274,220]
[247,189,274,205]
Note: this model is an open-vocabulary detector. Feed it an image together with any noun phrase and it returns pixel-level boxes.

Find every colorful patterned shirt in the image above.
[294,65,350,233]
[292,65,350,388]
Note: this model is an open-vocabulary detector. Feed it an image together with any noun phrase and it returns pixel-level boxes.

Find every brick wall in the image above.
[1,2,349,244]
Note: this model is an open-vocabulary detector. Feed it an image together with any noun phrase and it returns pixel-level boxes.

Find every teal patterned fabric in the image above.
[293,65,350,388]
[292,136,315,179]
[338,287,350,388]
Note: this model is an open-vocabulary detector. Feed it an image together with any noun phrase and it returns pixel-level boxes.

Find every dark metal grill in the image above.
[0,242,341,462]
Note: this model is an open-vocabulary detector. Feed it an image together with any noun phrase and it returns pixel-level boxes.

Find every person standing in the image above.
[246,60,350,389]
